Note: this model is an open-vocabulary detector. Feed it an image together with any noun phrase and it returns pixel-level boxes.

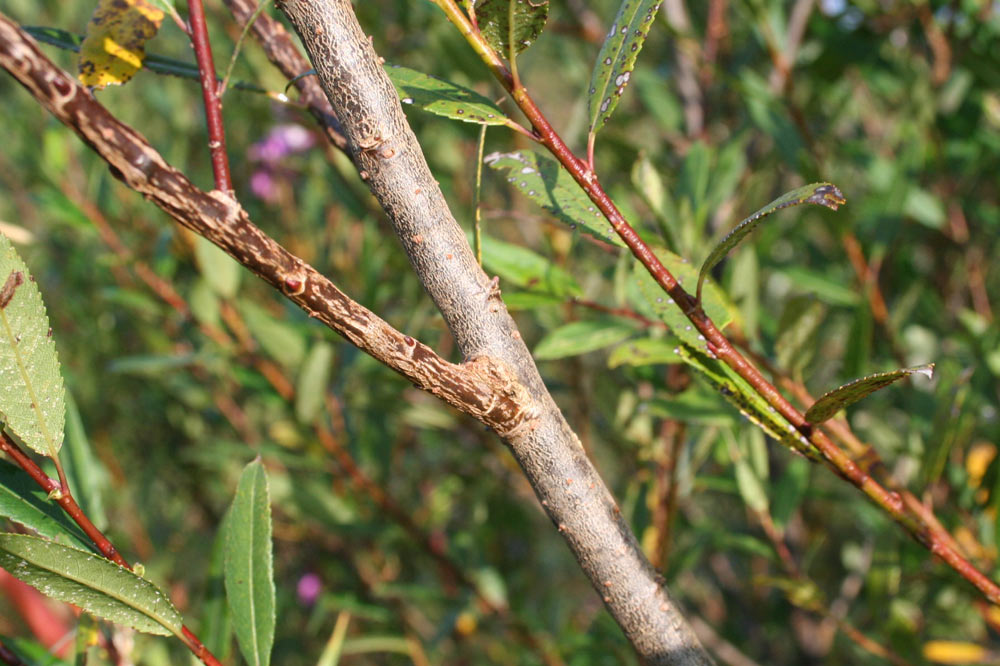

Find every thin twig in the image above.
[187,0,233,192]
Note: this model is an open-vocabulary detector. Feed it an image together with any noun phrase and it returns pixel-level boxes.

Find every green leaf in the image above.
[239,301,306,370]
[386,65,516,129]
[607,336,685,368]
[200,512,233,662]
[0,235,65,458]
[195,236,242,299]
[734,458,769,513]
[485,150,626,247]
[533,320,634,360]
[646,391,737,426]
[477,0,548,57]
[634,248,732,351]
[804,364,935,424]
[771,457,810,530]
[477,233,581,297]
[673,344,820,461]
[0,635,70,666]
[0,534,182,636]
[61,392,108,531]
[587,0,662,136]
[697,183,846,301]
[295,342,334,424]
[774,296,826,373]
[225,459,275,666]
[0,460,93,551]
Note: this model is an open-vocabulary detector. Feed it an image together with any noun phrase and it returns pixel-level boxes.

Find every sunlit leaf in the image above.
[734,458,768,513]
[195,236,242,299]
[477,0,548,57]
[775,296,826,373]
[923,640,989,664]
[485,150,626,247]
[634,248,732,351]
[804,364,935,424]
[587,0,662,136]
[239,301,306,370]
[225,459,275,666]
[78,0,164,90]
[607,336,684,368]
[476,233,581,297]
[0,235,65,458]
[534,320,634,360]
[697,183,846,301]
[0,460,92,551]
[386,65,516,129]
[0,534,182,636]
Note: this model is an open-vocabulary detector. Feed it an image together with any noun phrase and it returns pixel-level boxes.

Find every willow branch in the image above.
[274,1,713,663]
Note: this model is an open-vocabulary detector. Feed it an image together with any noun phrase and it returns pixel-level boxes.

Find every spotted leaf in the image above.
[78,0,164,90]
[0,534,183,636]
[805,364,935,424]
[697,183,846,301]
[477,0,548,57]
[386,65,516,128]
[0,235,64,459]
[588,0,662,136]
[485,150,626,247]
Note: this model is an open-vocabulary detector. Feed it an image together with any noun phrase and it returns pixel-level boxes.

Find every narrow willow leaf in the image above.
[239,300,306,370]
[195,236,242,299]
[0,635,70,666]
[295,342,333,424]
[734,458,769,513]
[26,27,269,95]
[386,65,516,129]
[477,0,548,56]
[475,233,581,297]
[0,460,92,551]
[634,248,732,351]
[534,320,634,360]
[674,344,821,461]
[0,534,182,636]
[201,512,233,662]
[775,296,826,373]
[485,150,626,247]
[607,337,685,368]
[587,0,662,136]
[62,392,109,531]
[225,459,275,666]
[697,183,846,301]
[804,364,935,424]
[0,235,65,458]
[78,0,164,90]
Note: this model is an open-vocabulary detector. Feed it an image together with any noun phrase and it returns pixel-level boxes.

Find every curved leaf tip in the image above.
[697,182,847,302]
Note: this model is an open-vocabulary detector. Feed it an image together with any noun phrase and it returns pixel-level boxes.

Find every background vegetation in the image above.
[1,0,999,663]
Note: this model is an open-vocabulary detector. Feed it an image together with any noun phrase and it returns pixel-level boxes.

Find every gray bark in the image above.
[276,1,713,663]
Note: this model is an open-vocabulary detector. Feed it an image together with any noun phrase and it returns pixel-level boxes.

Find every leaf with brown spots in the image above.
[78,0,164,90]
[477,0,548,57]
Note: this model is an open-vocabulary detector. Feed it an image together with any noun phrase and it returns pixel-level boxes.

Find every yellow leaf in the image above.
[923,640,989,664]
[78,0,164,90]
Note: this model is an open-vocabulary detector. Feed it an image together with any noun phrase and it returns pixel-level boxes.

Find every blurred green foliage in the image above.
[0,0,999,664]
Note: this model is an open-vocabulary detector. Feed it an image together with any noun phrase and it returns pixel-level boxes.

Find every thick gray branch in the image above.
[276,1,712,663]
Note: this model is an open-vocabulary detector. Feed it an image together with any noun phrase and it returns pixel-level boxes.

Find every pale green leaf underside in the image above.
[634,248,732,351]
[477,0,548,56]
[534,320,634,360]
[485,150,626,247]
[0,234,65,458]
[805,364,935,424]
[225,459,275,666]
[674,345,821,462]
[588,0,662,135]
[386,65,515,128]
[0,534,182,636]
[697,183,846,301]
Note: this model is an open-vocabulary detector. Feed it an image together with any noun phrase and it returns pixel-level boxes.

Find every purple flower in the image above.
[249,124,316,164]
[250,169,277,202]
[297,572,322,606]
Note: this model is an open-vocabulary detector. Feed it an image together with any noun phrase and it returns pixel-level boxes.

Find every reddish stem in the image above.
[0,433,223,666]
[188,0,233,192]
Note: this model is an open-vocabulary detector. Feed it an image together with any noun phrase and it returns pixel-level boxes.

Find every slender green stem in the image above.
[219,0,272,97]
[474,124,487,265]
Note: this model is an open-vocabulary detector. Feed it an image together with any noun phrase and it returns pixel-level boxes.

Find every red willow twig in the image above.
[187,0,233,192]
[431,0,1000,604]
[0,434,223,666]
